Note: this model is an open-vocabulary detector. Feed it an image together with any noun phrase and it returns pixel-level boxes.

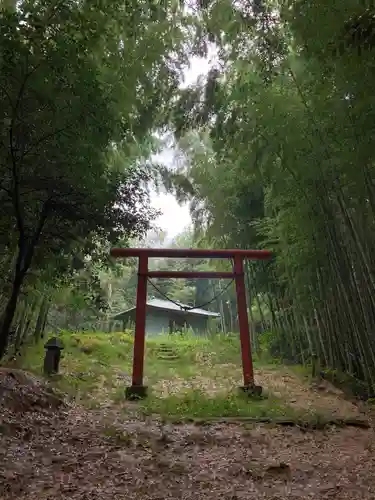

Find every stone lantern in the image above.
[43,337,64,375]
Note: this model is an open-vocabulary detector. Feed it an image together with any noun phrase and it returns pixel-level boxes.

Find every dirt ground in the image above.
[256,367,362,418]
[1,367,375,500]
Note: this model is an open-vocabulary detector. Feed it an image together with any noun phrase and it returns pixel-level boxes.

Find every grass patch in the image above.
[288,364,313,383]
[12,330,135,401]
[139,388,294,420]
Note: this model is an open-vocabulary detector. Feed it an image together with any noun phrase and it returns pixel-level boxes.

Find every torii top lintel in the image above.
[110,248,272,260]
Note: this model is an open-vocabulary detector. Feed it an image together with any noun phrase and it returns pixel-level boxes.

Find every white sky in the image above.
[150,55,214,239]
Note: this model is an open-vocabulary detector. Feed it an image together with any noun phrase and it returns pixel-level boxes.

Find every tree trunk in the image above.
[0,201,50,359]
[0,273,24,358]
[13,300,28,355]
[33,296,50,342]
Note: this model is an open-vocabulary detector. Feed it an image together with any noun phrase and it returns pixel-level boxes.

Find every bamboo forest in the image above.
[2,2,375,499]
[2,0,374,392]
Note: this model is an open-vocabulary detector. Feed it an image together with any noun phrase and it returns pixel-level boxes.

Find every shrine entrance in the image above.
[110,247,272,399]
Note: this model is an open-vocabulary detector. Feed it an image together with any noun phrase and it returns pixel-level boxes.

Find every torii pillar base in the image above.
[125,385,148,401]
[239,384,263,398]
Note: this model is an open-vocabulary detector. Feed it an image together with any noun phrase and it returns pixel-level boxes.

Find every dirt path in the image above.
[1,368,375,500]
[2,404,375,500]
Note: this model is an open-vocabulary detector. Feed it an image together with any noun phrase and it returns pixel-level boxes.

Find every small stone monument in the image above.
[43,337,64,375]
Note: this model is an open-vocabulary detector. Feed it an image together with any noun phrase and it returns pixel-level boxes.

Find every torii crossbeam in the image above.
[110,247,272,399]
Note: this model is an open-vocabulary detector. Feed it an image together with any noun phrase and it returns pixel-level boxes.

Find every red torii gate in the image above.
[110,247,272,399]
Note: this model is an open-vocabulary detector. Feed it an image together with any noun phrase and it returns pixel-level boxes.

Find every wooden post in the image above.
[234,255,262,395]
[125,254,148,399]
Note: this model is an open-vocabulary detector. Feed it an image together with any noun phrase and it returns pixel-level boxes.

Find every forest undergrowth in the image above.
[1,332,375,499]
[12,331,368,421]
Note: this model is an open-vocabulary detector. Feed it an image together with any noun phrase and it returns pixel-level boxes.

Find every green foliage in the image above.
[258,331,282,362]
[0,0,195,356]
[5,0,375,400]
[164,1,375,392]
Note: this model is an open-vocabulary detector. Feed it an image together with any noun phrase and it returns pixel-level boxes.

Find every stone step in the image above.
[157,354,180,361]
[156,344,177,352]
[154,343,179,360]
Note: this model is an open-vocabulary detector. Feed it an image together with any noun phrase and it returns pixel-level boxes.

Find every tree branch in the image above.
[8,61,41,238]
[19,198,52,276]
[23,128,71,160]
